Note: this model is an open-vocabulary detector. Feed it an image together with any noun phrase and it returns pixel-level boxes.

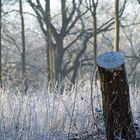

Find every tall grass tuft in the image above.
[0,80,139,140]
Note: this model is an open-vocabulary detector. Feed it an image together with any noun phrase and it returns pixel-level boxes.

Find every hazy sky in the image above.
[50,0,61,15]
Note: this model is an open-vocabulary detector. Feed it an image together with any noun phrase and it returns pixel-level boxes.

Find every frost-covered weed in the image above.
[0,81,139,140]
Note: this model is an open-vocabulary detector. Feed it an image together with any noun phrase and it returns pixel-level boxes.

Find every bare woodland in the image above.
[0,0,139,87]
[0,0,140,140]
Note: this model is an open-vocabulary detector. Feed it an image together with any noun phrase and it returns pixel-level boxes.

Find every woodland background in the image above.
[0,0,140,89]
[0,0,140,140]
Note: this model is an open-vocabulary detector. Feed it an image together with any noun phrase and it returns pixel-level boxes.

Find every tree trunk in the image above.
[55,38,64,83]
[96,52,137,140]
[19,0,27,93]
[19,0,26,77]
[0,0,2,88]
[92,0,98,64]
[114,0,120,51]
[46,0,56,87]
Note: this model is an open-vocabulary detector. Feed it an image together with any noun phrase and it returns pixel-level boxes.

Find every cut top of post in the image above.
[96,51,125,69]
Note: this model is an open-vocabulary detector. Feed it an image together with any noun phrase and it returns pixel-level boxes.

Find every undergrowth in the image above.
[0,80,139,140]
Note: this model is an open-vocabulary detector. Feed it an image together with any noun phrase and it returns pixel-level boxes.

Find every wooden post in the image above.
[96,52,137,140]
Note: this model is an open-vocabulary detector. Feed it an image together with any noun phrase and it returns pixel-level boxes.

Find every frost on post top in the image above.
[96,52,125,69]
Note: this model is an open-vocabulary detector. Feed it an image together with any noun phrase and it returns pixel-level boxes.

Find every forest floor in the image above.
[0,80,139,140]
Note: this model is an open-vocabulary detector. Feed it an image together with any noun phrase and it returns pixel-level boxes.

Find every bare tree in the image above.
[27,0,128,85]
[45,0,56,86]
[114,0,120,51]
[0,0,2,88]
[19,0,28,92]
[86,0,98,63]
[27,0,89,84]
[122,23,140,86]
[19,0,26,77]
[137,0,140,4]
